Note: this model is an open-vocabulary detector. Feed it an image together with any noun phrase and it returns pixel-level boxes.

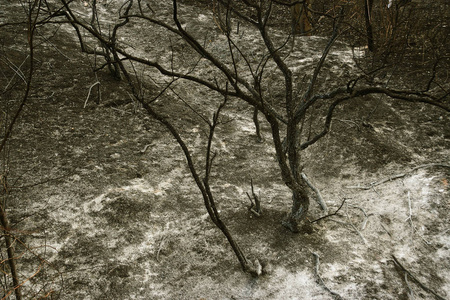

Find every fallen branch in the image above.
[403,191,433,246]
[380,222,392,237]
[391,255,446,300]
[405,190,414,230]
[310,198,346,223]
[335,118,360,131]
[405,272,414,299]
[246,178,261,217]
[312,252,342,300]
[346,163,450,190]
[110,107,133,115]
[325,218,367,244]
[347,221,367,244]
[156,236,166,262]
[348,205,372,230]
[301,172,328,213]
[137,144,152,155]
[83,81,100,108]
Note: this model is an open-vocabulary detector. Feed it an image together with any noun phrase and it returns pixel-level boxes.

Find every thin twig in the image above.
[371,185,380,196]
[312,252,342,300]
[403,191,432,246]
[39,33,72,61]
[348,205,372,230]
[405,272,414,299]
[405,191,414,230]
[110,107,132,115]
[391,255,446,300]
[156,236,166,262]
[83,81,100,108]
[346,163,450,190]
[335,118,360,131]
[2,55,29,91]
[328,218,367,244]
[138,144,151,154]
[348,222,367,244]
[310,198,346,223]
[246,178,261,216]
[29,91,55,100]
[344,203,367,244]
[346,173,407,189]
[380,222,392,237]
[360,216,370,231]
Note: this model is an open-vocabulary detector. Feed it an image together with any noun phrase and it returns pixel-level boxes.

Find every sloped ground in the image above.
[0,1,449,299]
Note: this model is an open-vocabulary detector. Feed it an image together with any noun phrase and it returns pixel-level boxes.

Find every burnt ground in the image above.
[0,1,449,299]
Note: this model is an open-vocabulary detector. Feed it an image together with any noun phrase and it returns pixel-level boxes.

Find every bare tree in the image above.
[364,0,375,51]
[0,0,44,296]
[1,0,66,296]
[54,0,448,272]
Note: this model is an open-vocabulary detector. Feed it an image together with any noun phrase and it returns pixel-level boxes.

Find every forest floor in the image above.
[1,1,449,299]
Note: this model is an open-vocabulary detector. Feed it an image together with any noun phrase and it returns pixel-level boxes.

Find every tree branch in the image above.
[392,255,446,300]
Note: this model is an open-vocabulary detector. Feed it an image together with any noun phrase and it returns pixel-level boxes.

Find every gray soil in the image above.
[0,1,449,299]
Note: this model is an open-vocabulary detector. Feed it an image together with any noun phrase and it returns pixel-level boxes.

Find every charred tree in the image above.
[364,0,375,51]
[56,0,450,271]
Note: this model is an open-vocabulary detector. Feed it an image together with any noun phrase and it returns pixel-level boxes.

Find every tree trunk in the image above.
[0,205,22,300]
[283,184,310,233]
[283,105,310,232]
[253,108,263,142]
[364,0,375,51]
[291,0,313,35]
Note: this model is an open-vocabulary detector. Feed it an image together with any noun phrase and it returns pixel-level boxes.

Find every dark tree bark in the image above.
[0,206,22,300]
[291,0,313,35]
[56,0,450,273]
[364,0,375,51]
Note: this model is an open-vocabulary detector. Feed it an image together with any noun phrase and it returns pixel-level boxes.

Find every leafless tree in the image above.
[54,0,448,273]
[1,0,66,296]
[0,0,46,296]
